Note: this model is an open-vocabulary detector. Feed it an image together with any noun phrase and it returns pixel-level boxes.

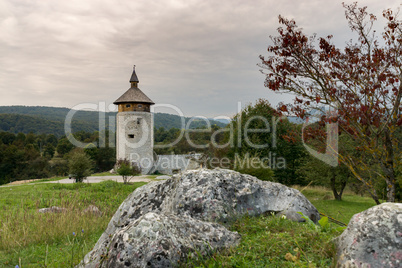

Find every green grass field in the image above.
[0,181,147,267]
[293,186,377,224]
[0,181,377,267]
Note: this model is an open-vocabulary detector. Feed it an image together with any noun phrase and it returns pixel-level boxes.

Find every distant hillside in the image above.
[0,106,227,136]
[154,113,228,130]
[0,114,94,136]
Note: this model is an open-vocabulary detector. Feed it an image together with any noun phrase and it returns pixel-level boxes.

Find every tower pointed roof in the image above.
[129,65,139,83]
[113,66,155,105]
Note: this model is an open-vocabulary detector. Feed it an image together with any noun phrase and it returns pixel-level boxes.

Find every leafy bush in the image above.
[116,159,141,184]
[68,149,94,182]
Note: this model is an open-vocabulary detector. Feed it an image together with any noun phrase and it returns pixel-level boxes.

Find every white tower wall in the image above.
[116,111,154,174]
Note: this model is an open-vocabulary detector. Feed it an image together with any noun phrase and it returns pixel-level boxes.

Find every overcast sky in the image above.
[0,0,399,118]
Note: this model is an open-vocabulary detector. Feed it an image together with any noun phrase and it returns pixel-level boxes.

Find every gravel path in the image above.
[45,175,155,184]
[0,175,169,187]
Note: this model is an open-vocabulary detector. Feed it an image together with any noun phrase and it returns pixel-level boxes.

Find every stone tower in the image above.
[114,66,155,174]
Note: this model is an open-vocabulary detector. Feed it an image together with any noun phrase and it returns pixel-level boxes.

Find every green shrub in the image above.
[116,159,141,184]
[68,149,94,182]
[234,154,274,181]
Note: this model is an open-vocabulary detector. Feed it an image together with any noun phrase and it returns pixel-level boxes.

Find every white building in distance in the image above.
[114,67,201,174]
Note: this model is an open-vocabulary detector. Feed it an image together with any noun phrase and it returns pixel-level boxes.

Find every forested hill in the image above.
[0,106,227,136]
[0,114,95,137]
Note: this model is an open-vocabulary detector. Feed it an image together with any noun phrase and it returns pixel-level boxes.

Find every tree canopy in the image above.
[259,3,401,203]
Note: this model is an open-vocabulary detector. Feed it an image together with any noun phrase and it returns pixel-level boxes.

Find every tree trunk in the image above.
[329,169,346,201]
[383,128,396,202]
[369,189,381,205]
[338,179,347,200]
[384,176,396,202]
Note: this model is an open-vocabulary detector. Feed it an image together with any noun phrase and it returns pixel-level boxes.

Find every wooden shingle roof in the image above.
[113,87,155,105]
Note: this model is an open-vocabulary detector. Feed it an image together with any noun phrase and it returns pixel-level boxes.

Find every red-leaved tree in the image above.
[259,3,402,203]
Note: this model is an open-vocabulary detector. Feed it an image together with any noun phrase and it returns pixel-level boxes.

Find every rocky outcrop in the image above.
[168,169,319,223]
[336,202,402,268]
[94,212,240,267]
[78,169,320,267]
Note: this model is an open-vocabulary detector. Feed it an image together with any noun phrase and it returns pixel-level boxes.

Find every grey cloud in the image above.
[0,0,397,117]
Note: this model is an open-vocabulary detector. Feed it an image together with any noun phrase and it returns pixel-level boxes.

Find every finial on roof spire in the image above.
[130,65,139,86]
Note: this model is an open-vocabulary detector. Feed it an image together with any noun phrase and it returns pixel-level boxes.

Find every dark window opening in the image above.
[126,104,131,108]
[128,134,134,139]
[138,104,143,108]
[137,118,142,124]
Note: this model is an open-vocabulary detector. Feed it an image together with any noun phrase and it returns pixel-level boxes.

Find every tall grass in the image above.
[0,181,146,267]
[1,193,105,250]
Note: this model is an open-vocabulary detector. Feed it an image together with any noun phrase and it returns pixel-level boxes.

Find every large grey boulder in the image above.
[90,212,240,268]
[167,169,319,223]
[78,169,319,267]
[336,202,402,268]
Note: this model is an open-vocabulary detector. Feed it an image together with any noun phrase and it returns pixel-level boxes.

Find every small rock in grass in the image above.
[38,206,67,213]
[83,205,102,216]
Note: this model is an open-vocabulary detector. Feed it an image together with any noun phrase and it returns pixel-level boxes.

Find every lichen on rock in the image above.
[336,202,402,268]
[100,212,240,268]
